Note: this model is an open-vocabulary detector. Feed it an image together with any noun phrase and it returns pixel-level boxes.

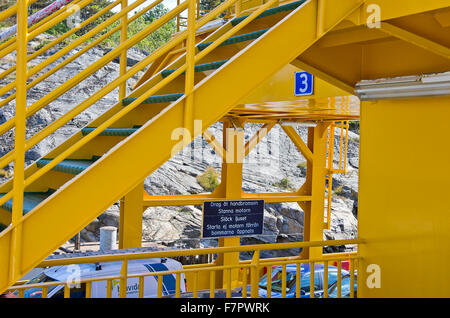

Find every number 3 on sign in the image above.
[295,71,314,96]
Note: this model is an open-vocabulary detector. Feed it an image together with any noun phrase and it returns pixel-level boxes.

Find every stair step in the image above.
[36,158,98,175]
[81,127,139,137]
[122,93,184,106]
[230,0,306,26]
[0,189,55,214]
[161,59,229,78]
[197,29,268,51]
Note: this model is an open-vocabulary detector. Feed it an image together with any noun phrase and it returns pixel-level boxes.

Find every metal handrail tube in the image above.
[0,0,118,81]
[37,239,364,267]
[0,1,184,173]
[0,0,93,60]
[0,0,156,109]
[0,0,162,138]
[0,0,146,94]
[0,0,40,24]
[0,0,83,52]
[0,0,238,206]
[20,0,280,191]
[6,240,363,298]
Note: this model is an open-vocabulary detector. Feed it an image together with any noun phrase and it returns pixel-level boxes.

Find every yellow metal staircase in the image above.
[0,0,365,292]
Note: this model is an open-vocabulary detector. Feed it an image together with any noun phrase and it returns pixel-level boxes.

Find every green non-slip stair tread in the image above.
[81,127,140,137]
[0,189,56,214]
[230,0,307,26]
[161,59,229,78]
[36,158,98,175]
[122,93,184,106]
[196,29,269,51]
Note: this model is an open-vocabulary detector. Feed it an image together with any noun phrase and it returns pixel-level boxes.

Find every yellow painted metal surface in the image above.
[119,182,144,249]
[0,0,366,292]
[1,0,448,297]
[359,96,450,297]
[239,63,350,104]
[296,2,450,90]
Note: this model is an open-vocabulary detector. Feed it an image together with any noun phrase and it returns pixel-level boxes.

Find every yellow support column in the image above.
[9,0,28,285]
[301,123,329,259]
[119,182,144,249]
[119,0,128,101]
[299,127,313,259]
[214,120,244,288]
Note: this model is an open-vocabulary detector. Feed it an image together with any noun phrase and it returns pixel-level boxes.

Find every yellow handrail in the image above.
[0,0,93,60]
[19,0,280,190]
[0,0,160,111]
[0,0,237,208]
[0,0,83,52]
[0,4,17,23]
[0,0,40,24]
[0,0,285,223]
[0,0,145,96]
[0,0,153,138]
[0,0,184,175]
[45,239,363,267]
[0,0,119,81]
[6,239,362,298]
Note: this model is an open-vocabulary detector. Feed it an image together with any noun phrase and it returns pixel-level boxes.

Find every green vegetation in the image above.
[26,0,115,37]
[273,177,294,190]
[103,4,176,52]
[197,166,220,192]
[0,0,16,27]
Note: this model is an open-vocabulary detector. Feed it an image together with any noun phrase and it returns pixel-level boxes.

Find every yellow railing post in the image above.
[196,0,200,19]
[250,250,260,298]
[120,0,128,100]
[176,0,181,32]
[235,0,241,16]
[184,0,196,138]
[9,0,29,286]
[119,259,128,298]
[323,261,328,298]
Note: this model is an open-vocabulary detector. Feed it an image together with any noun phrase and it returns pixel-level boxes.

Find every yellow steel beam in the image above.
[307,123,329,258]
[281,125,314,162]
[357,0,450,24]
[119,182,144,249]
[9,0,28,287]
[379,22,450,59]
[0,209,11,229]
[203,129,226,158]
[214,120,243,288]
[143,192,312,207]
[317,26,390,48]
[244,122,275,157]
[433,9,450,27]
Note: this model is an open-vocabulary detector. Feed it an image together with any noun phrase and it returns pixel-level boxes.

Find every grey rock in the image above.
[80,229,97,243]
[85,218,100,233]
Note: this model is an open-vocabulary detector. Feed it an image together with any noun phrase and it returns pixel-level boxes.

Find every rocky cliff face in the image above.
[0,35,359,258]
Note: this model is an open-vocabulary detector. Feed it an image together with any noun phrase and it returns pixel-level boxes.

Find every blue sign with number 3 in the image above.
[295,71,314,96]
